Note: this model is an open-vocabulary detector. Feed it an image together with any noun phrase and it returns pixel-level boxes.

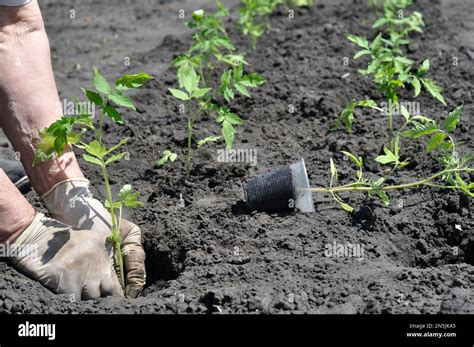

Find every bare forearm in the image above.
[0,0,84,195]
[0,169,35,243]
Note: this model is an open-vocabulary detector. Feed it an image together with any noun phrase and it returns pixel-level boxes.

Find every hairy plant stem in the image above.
[100,161,125,289]
[97,106,125,290]
[97,97,108,143]
[184,88,219,173]
[186,117,193,173]
[200,63,207,88]
[388,103,394,151]
[310,168,472,194]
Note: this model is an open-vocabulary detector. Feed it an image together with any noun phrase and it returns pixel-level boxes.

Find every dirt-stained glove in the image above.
[41,179,146,298]
[9,212,123,300]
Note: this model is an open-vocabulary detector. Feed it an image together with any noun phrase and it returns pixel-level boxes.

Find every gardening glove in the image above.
[9,212,123,300]
[41,179,146,298]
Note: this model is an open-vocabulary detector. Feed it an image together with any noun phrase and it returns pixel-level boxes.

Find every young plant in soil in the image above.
[340,0,446,159]
[239,0,281,48]
[33,68,153,289]
[238,0,314,48]
[315,107,472,212]
[169,3,265,173]
[156,149,178,168]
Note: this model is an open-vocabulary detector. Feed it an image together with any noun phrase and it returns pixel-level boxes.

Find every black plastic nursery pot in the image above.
[243,159,315,213]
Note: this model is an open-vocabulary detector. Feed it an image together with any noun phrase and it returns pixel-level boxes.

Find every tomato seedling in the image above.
[341,0,446,158]
[33,68,153,289]
[170,3,265,172]
[238,0,314,48]
[239,0,281,48]
[317,107,472,211]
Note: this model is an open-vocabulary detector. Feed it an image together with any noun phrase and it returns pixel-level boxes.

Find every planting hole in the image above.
[142,241,187,293]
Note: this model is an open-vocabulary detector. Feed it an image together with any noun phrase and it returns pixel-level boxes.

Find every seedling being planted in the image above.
[33,68,153,289]
[317,107,472,212]
[170,3,265,172]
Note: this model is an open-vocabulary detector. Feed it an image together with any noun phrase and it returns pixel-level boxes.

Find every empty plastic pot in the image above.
[243,159,315,213]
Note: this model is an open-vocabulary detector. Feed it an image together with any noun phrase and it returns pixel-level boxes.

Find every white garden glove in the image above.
[10,212,123,300]
[41,179,146,298]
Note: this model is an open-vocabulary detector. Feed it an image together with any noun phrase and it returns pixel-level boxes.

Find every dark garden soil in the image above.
[0,0,473,314]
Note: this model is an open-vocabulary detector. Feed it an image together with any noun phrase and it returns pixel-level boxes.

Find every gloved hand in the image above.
[10,212,123,300]
[41,179,146,298]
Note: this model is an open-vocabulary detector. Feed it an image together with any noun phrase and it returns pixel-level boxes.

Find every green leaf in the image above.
[220,69,232,85]
[375,190,389,205]
[179,65,199,94]
[109,91,136,110]
[32,115,93,165]
[340,101,356,132]
[115,72,153,90]
[93,67,110,95]
[222,86,235,102]
[394,134,401,158]
[443,106,463,133]
[411,76,421,97]
[421,78,446,106]
[235,83,251,98]
[156,150,178,167]
[426,132,446,153]
[82,88,103,106]
[400,105,411,121]
[339,202,354,213]
[106,137,129,155]
[105,152,126,166]
[197,135,222,148]
[224,112,244,125]
[375,147,398,165]
[411,115,434,123]
[354,49,372,59]
[33,131,56,166]
[223,54,248,67]
[118,184,143,208]
[347,34,369,49]
[83,154,103,166]
[395,56,414,66]
[402,122,439,138]
[239,73,265,88]
[169,152,178,161]
[105,200,121,210]
[340,151,362,168]
[417,59,430,76]
[372,17,386,28]
[222,121,235,150]
[330,158,337,179]
[169,88,190,101]
[337,99,381,132]
[192,87,211,99]
[103,105,124,124]
[74,114,94,128]
[84,140,107,159]
[357,99,380,110]
[233,64,244,81]
[372,177,385,188]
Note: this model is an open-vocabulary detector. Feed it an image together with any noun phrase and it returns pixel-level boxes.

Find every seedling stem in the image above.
[310,168,473,194]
